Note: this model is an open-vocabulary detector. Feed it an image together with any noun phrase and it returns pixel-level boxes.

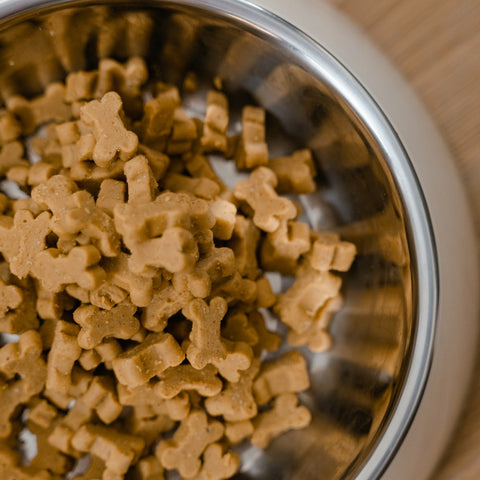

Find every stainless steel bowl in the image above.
[0,1,476,479]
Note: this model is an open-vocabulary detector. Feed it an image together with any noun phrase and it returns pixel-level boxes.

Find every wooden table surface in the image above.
[324,1,480,478]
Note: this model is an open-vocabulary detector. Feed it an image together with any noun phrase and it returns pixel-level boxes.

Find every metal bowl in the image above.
[0,1,477,479]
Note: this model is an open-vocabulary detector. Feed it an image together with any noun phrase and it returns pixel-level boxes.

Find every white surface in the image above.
[251,1,479,479]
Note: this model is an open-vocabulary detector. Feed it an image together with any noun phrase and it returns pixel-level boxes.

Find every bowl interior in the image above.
[0,1,423,479]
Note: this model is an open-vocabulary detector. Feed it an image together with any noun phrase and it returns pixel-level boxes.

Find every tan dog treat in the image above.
[251,393,311,449]
[118,384,190,420]
[32,245,106,293]
[137,144,170,180]
[73,301,139,349]
[233,167,297,232]
[48,399,93,457]
[229,215,260,280]
[211,271,257,306]
[248,310,282,356]
[114,191,214,246]
[125,155,159,204]
[94,338,123,370]
[0,277,38,334]
[268,148,316,194]
[260,220,311,275]
[80,91,138,167]
[46,320,82,395]
[89,281,128,310]
[31,82,72,126]
[253,350,310,405]
[82,375,123,424]
[65,70,97,103]
[114,193,215,276]
[210,198,237,240]
[78,348,102,371]
[28,399,58,431]
[184,154,227,192]
[0,110,21,145]
[31,172,77,208]
[95,57,148,117]
[65,284,90,303]
[225,420,254,445]
[6,95,36,135]
[131,226,198,276]
[96,179,126,215]
[176,246,236,299]
[183,297,253,381]
[200,90,229,153]
[222,311,259,347]
[103,253,153,307]
[36,282,73,321]
[274,267,342,334]
[0,141,28,176]
[11,198,46,216]
[27,161,60,186]
[164,172,221,200]
[194,444,240,480]
[166,107,198,155]
[156,410,224,478]
[287,295,342,352]
[141,277,192,332]
[205,359,260,422]
[127,408,176,447]
[254,277,276,309]
[133,456,165,480]
[155,364,222,399]
[71,424,145,477]
[32,175,120,257]
[0,330,47,438]
[140,85,180,145]
[234,106,268,170]
[27,399,72,475]
[0,209,52,278]
[6,164,29,186]
[308,231,357,272]
[112,332,184,388]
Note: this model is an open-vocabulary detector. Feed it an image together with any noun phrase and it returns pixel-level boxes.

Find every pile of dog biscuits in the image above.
[0,56,356,480]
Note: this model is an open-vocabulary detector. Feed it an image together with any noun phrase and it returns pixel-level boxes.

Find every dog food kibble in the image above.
[0,56,356,479]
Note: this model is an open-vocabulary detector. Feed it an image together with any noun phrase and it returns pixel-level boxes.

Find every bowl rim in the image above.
[0,0,439,478]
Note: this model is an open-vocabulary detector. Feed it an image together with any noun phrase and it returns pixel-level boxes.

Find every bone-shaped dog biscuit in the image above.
[233,167,297,232]
[235,106,268,170]
[46,320,82,395]
[253,350,310,405]
[80,91,138,167]
[251,393,311,449]
[71,424,145,477]
[125,154,158,204]
[112,332,184,388]
[193,443,240,480]
[205,359,260,422]
[0,277,38,334]
[0,209,52,278]
[268,148,316,194]
[200,90,229,154]
[156,410,224,478]
[156,364,222,399]
[74,300,139,349]
[32,245,106,293]
[274,267,342,334]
